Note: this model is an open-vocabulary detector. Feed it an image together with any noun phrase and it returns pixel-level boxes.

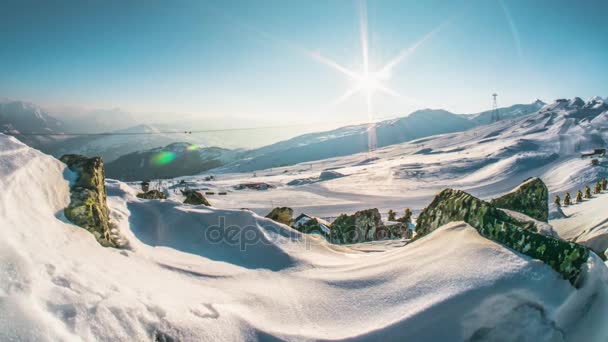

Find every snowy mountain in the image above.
[220,102,547,173]
[220,109,474,172]
[1,132,607,341]
[465,99,546,124]
[0,101,67,148]
[54,107,139,133]
[190,97,608,220]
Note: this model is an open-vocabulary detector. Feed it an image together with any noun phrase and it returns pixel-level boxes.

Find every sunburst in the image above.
[308,0,448,150]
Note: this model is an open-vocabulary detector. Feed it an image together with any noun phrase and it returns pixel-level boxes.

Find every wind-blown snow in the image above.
[1,127,608,341]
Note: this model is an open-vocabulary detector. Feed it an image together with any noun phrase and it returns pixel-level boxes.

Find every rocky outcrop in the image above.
[265,207,294,226]
[490,177,549,222]
[331,208,408,244]
[416,188,589,286]
[136,190,166,200]
[60,154,123,247]
[181,189,210,206]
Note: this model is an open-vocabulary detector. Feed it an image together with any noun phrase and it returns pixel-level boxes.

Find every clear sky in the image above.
[1,0,607,125]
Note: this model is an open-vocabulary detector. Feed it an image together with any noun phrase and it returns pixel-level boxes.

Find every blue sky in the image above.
[1,0,607,125]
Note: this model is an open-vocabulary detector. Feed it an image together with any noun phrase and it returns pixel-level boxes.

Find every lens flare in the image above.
[151,151,176,166]
[186,144,200,151]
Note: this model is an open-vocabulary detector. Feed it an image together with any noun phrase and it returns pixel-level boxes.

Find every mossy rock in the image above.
[60,154,121,247]
[416,188,589,286]
[181,189,210,206]
[490,177,549,222]
[298,218,331,239]
[330,208,403,243]
[265,207,294,226]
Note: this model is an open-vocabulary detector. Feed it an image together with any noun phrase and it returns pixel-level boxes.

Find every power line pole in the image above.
[492,93,500,122]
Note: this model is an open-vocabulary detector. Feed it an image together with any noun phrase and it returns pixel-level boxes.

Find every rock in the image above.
[137,190,166,200]
[490,177,549,222]
[416,188,589,286]
[181,189,210,206]
[265,207,294,226]
[60,154,122,247]
[331,208,405,243]
[294,216,332,239]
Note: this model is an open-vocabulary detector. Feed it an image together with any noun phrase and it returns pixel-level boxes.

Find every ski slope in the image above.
[1,128,608,340]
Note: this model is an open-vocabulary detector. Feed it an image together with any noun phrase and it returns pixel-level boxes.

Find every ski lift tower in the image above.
[491,93,500,122]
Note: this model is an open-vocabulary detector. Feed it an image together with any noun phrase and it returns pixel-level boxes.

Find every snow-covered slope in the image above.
[2,133,607,341]
[182,97,608,220]
[222,109,476,173]
[464,99,545,124]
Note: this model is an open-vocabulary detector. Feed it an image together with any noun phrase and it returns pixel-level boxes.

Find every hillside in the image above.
[182,97,608,220]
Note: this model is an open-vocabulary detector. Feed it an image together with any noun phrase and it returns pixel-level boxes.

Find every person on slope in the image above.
[602,178,607,191]
[584,185,592,199]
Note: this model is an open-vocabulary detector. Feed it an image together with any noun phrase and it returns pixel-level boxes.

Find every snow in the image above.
[1,132,608,340]
[164,98,607,221]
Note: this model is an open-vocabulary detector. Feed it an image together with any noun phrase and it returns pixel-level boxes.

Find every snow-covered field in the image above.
[166,98,608,221]
[2,97,608,341]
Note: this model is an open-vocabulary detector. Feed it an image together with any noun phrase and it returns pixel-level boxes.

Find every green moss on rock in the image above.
[60,154,121,247]
[265,207,294,226]
[416,188,588,286]
[490,177,549,222]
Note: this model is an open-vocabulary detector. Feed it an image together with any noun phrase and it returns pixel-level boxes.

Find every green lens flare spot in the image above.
[151,151,176,166]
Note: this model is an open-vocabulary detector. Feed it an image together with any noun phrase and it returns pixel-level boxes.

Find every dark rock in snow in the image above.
[491,177,549,222]
[416,188,589,286]
[60,154,123,247]
[265,207,294,226]
[331,208,409,244]
[181,189,210,206]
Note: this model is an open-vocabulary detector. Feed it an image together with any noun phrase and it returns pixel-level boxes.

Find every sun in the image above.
[307,0,447,114]
[356,72,381,94]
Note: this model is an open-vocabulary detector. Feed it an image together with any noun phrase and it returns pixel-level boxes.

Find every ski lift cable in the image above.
[2,117,388,137]
[1,114,409,137]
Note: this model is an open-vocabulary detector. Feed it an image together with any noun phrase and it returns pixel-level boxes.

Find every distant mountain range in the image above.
[0,97,558,181]
[219,101,546,173]
[0,101,67,149]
